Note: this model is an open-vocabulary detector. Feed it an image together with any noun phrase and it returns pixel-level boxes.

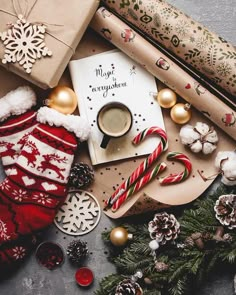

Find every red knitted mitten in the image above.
[0,86,37,175]
[0,106,90,268]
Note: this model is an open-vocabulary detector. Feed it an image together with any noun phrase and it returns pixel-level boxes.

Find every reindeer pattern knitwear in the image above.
[0,96,90,268]
[0,87,38,175]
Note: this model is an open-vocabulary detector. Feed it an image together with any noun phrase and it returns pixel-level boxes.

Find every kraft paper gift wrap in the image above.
[0,0,99,89]
[90,8,236,141]
[102,0,236,99]
[68,29,235,219]
[0,27,235,219]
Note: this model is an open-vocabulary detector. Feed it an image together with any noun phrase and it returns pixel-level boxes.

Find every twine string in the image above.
[12,0,24,17]
[0,0,75,53]
[198,156,235,182]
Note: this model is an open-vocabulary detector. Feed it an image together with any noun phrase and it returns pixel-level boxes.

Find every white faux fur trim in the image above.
[0,86,37,122]
[37,107,90,141]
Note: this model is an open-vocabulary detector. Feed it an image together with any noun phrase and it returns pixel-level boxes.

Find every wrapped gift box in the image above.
[0,0,99,89]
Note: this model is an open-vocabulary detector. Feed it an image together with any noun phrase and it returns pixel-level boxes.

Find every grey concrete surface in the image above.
[0,1,235,294]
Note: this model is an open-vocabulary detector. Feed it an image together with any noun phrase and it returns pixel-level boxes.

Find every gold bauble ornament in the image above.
[157,88,177,108]
[170,103,191,124]
[46,86,78,114]
[110,227,133,247]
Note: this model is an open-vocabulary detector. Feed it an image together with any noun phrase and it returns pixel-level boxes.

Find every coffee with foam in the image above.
[98,105,132,136]
[97,102,132,148]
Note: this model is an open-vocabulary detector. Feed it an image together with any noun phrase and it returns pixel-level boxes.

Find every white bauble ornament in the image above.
[149,240,160,251]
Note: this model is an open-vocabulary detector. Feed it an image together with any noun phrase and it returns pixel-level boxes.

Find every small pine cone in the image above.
[155,261,169,272]
[66,240,88,264]
[68,163,94,189]
[115,279,143,295]
[223,233,233,243]
[214,194,236,229]
[191,232,204,250]
[191,232,202,240]
[202,232,213,241]
[148,212,180,245]
[144,277,153,286]
[184,236,195,247]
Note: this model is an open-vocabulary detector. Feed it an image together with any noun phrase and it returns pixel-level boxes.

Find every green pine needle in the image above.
[95,184,236,295]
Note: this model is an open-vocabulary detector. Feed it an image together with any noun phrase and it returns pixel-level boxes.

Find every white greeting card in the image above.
[69,50,166,165]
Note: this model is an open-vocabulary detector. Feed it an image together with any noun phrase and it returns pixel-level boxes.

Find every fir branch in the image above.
[220,248,236,263]
[168,277,189,295]
[129,240,151,256]
[115,250,153,274]
[143,290,162,295]
[203,251,220,278]
[96,184,236,295]
[168,259,193,282]
[95,274,123,295]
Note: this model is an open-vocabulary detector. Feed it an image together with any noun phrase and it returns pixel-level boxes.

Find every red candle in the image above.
[75,267,94,287]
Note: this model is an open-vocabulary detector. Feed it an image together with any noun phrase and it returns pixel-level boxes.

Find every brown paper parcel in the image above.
[0,0,99,89]
[102,0,236,98]
[90,8,236,141]
[0,27,235,220]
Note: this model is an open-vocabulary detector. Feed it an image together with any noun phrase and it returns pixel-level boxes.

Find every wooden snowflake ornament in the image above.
[54,190,101,236]
[0,14,52,73]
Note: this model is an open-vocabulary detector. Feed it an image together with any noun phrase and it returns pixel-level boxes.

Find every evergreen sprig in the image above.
[95,184,236,295]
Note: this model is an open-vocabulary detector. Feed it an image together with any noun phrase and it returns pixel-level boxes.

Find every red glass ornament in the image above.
[75,267,94,287]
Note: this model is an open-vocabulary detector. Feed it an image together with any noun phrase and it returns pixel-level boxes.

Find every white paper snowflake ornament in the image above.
[0,14,52,73]
[54,190,101,236]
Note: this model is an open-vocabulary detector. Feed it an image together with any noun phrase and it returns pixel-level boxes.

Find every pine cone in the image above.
[202,232,213,241]
[184,236,195,247]
[66,240,88,264]
[115,279,143,295]
[223,233,233,242]
[214,194,236,229]
[148,212,180,245]
[155,261,169,272]
[69,163,94,189]
[191,232,204,250]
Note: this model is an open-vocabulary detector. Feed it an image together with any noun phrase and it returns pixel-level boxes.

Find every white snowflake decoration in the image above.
[32,193,53,205]
[0,219,10,241]
[0,179,11,191]
[12,246,26,260]
[54,190,101,236]
[0,15,52,73]
[12,188,28,202]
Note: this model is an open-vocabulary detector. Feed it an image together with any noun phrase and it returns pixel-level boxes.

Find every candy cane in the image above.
[112,162,167,211]
[159,152,192,185]
[104,126,167,209]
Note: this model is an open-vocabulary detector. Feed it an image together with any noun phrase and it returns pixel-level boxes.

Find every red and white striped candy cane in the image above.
[159,152,192,185]
[111,162,167,211]
[104,126,167,209]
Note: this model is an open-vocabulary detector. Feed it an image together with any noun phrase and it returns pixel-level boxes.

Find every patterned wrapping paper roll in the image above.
[102,0,236,99]
[90,7,236,140]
